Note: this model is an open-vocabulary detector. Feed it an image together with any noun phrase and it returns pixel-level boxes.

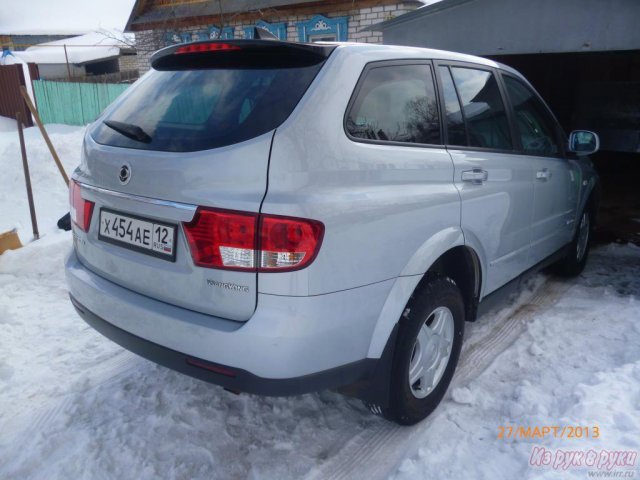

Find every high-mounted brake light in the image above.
[182,208,324,272]
[175,43,241,54]
[69,180,94,232]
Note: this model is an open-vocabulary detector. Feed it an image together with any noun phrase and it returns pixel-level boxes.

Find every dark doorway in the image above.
[490,50,640,245]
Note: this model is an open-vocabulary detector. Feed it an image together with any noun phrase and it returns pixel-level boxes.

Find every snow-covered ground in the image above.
[0,116,84,243]
[1,117,639,479]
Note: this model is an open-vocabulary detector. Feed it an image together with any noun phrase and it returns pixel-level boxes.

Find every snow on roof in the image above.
[0,0,136,34]
[15,31,134,65]
[0,29,87,35]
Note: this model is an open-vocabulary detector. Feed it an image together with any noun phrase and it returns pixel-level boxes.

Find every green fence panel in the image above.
[32,80,129,126]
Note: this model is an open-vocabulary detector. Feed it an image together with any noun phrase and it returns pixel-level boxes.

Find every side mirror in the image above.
[568,130,599,156]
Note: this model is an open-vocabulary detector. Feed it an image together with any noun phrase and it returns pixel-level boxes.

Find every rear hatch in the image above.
[72,40,333,321]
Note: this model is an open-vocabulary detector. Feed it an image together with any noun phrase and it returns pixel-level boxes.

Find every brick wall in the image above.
[118,53,139,73]
[134,2,416,73]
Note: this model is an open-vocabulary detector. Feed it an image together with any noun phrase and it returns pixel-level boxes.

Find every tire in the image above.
[553,207,592,277]
[383,276,465,425]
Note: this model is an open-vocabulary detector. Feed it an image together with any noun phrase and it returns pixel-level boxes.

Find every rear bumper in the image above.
[65,249,394,394]
[70,295,374,396]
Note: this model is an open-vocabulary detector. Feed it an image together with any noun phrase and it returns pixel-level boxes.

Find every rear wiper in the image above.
[103,120,152,144]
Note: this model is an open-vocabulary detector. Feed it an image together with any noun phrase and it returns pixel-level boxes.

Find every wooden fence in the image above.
[45,70,139,84]
[0,64,37,127]
[32,80,129,125]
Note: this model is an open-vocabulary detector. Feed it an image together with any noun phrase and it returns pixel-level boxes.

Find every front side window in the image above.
[451,67,512,150]
[346,64,441,145]
[503,76,561,156]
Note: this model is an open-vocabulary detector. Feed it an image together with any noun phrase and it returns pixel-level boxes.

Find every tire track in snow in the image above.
[0,349,140,456]
[454,279,570,386]
[307,276,572,480]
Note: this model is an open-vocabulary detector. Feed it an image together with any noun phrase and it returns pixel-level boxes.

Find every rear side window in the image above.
[503,76,561,156]
[91,65,323,152]
[346,64,440,145]
[450,67,512,150]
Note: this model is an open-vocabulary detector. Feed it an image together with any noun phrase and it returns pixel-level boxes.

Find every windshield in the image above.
[91,64,323,152]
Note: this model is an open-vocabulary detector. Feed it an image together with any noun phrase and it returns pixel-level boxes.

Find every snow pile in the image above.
[0,116,84,242]
[0,116,17,132]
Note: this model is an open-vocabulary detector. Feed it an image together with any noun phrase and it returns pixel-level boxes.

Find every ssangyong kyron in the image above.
[66,40,600,425]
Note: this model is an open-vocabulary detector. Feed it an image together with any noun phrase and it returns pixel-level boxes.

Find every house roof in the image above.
[0,30,87,36]
[365,0,466,31]
[368,0,640,56]
[125,0,323,30]
[15,31,134,65]
[125,0,422,31]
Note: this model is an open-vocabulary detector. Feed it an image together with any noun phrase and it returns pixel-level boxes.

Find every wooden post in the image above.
[19,86,69,186]
[16,112,40,241]
[64,44,72,80]
[27,63,40,113]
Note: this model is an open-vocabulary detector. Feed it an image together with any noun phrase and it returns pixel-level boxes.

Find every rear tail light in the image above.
[259,215,324,271]
[175,43,241,54]
[183,209,257,270]
[183,208,324,272]
[69,180,94,232]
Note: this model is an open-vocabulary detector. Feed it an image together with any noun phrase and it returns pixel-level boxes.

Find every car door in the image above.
[436,63,534,295]
[500,74,579,265]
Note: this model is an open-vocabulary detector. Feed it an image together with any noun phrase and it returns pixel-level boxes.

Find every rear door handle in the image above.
[536,168,551,181]
[461,168,488,185]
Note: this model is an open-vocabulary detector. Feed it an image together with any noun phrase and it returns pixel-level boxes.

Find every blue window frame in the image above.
[189,31,207,42]
[209,26,235,40]
[165,31,197,44]
[165,32,184,44]
[165,26,235,45]
[296,15,348,42]
[243,20,287,40]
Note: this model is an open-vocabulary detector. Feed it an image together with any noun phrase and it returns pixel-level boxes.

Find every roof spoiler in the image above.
[150,39,336,70]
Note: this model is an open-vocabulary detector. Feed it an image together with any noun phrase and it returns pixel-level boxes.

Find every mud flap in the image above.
[338,322,399,410]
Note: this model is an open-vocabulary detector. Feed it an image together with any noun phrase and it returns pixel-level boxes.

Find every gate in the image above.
[0,64,34,127]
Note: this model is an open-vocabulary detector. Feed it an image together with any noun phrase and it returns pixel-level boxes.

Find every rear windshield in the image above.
[91,64,323,152]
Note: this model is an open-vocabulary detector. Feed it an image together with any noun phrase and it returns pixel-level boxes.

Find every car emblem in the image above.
[119,164,131,185]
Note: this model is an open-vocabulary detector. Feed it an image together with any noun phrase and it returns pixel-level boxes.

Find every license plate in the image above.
[98,209,177,261]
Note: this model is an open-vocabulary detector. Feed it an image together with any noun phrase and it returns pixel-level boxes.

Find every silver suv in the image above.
[66,40,600,425]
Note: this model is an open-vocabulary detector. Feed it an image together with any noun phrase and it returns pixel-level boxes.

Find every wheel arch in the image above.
[413,245,482,323]
[585,181,601,225]
[354,243,483,409]
[367,241,483,360]
[578,173,601,228]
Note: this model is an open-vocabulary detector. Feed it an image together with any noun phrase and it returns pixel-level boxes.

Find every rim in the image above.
[576,211,590,261]
[408,306,455,399]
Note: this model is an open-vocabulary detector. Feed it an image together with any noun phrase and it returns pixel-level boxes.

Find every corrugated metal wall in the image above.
[32,80,129,125]
[0,64,34,127]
